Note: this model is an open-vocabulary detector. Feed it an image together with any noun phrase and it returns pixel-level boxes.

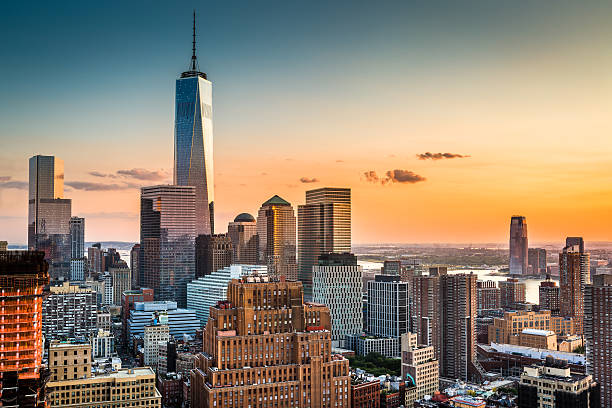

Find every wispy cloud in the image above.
[299,177,319,183]
[80,211,137,219]
[116,168,168,181]
[66,181,140,191]
[363,169,426,185]
[0,176,28,190]
[417,152,470,160]
[89,171,117,178]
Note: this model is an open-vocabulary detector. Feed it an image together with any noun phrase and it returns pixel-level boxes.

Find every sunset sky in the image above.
[1,1,612,245]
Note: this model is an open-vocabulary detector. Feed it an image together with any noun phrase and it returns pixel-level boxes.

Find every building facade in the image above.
[190,276,351,408]
[509,216,528,275]
[345,334,400,358]
[110,265,131,307]
[227,213,258,264]
[488,310,575,345]
[528,248,547,275]
[256,195,297,281]
[43,281,98,341]
[559,244,588,334]
[144,324,170,370]
[195,233,233,278]
[476,280,501,312]
[298,187,351,299]
[312,253,362,345]
[367,275,409,338]
[130,243,141,288]
[127,301,199,341]
[140,185,196,307]
[401,345,439,401]
[539,278,560,315]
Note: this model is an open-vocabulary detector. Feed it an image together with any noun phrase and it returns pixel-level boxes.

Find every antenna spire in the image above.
[191,10,197,71]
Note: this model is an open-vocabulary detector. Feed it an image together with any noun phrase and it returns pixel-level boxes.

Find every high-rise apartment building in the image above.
[28,155,72,280]
[539,278,560,315]
[187,264,267,325]
[130,243,141,287]
[439,273,478,381]
[0,251,49,408]
[367,275,409,338]
[477,280,501,312]
[298,187,351,299]
[411,270,442,356]
[509,216,528,275]
[190,276,351,408]
[528,248,547,275]
[312,253,363,345]
[69,216,85,259]
[499,277,526,309]
[564,237,591,288]
[47,340,161,407]
[140,185,196,307]
[144,324,170,370]
[173,14,214,236]
[584,273,612,408]
[227,213,258,264]
[559,244,587,334]
[195,233,233,278]
[110,264,131,307]
[43,281,98,340]
[256,195,297,280]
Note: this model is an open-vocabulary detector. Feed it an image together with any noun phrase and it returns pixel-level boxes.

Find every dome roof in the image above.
[234,213,255,223]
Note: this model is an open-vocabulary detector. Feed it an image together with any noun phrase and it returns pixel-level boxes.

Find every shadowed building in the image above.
[227,213,258,264]
[195,234,233,278]
[539,277,560,315]
[559,244,588,335]
[499,277,526,309]
[298,187,351,299]
[256,195,297,280]
[509,216,528,275]
[528,248,547,275]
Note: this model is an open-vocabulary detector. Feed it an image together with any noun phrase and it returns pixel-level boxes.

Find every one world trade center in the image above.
[174,12,214,235]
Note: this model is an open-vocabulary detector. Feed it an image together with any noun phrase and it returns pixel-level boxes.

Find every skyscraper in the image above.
[509,216,528,275]
[173,13,214,235]
[559,244,586,335]
[256,195,297,280]
[28,155,72,280]
[227,213,258,264]
[584,273,612,407]
[539,277,560,315]
[69,216,85,281]
[0,251,49,408]
[528,247,547,275]
[565,236,590,288]
[298,187,351,299]
[499,277,526,309]
[194,233,233,278]
[367,275,410,338]
[130,243,141,288]
[140,185,196,307]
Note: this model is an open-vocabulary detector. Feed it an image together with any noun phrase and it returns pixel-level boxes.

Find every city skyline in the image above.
[2,1,612,245]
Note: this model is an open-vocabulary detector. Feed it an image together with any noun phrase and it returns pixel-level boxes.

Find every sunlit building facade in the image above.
[509,216,528,275]
[559,245,587,335]
[227,213,258,264]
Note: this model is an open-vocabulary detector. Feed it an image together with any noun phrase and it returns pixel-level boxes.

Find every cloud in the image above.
[384,169,426,184]
[299,177,319,183]
[80,211,137,219]
[417,152,470,160]
[116,168,168,181]
[65,181,139,191]
[0,176,28,190]
[363,169,426,185]
[89,171,117,178]
[336,160,344,163]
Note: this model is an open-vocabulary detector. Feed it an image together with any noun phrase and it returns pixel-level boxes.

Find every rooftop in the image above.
[262,195,290,206]
[522,329,555,336]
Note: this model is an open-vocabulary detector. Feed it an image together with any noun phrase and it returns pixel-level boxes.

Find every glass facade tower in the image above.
[509,215,528,275]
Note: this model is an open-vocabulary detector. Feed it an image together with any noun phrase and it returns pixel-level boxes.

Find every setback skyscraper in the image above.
[174,13,214,235]
[140,185,196,307]
[298,187,351,299]
[509,216,528,275]
[227,213,258,264]
[69,216,85,281]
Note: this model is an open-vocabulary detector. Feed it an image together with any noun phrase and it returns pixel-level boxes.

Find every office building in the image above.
[140,185,196,307]
[584,273,612,407]
[187,264,267,325]
[476,280,501,312]
[174,15,214,236]
[130,243,141,287]
[312,253,362,345]
[345,334,400,358]
[43,281,98,340]
[0,251,49,408]
[194,233,233,278]
[351,374,381,408]
[256,195,297,280]
[401,345,439,401]
[499,277,526,309]
[102,271,113,305]
[69,216,85,280]
[190,276,351,408]
[518,359,600,408]
[298,187,351,298]
[28,155,72,280]
[88,243,103,275]
[227,213,258,264]
[144,324,170,370]
[560,244,588,334]
[509,216,528,275]
[127,301,199,340]
[488,310,575,345]
[528,248,547,275]
[90,329,114,359]
[110,264,131,306]
[368,275,409,338]
[47,340,161,407]
[157,341,177,377]
[439,273,478,381]
[539,277,560,315]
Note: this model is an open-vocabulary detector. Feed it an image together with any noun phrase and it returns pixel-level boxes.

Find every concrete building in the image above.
[401,345,439,401]
[121,288,154,341]
[517,329,557,350]
[499,277,526,309]
[367,275,409,338]
[90,329,114,359]
[43,281,98,340]
[130,243,140,288]
[509,216,528,275]
[256,195,297,281]
[227,213,258,264]
[297,187,351,299]
[488,310,575,345]
[312,253,362,345]
[190,276,350,408]
[0,251,49,408]
[350,373,381,408]
[411,270,442,357]
[560,243,589,334]
[187,264,267,325]
[528,247,547,275]
[110,264,131,306]
[87,244,103,275]
[345,334,400,358]
[584,273,612,407]
[127,301,199,341]
[476,280,500,312]
[518,359,600,408]
[539,278,560,315]
[47,340,161,407]
[144,324,170,370]
[195,233,233,278]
